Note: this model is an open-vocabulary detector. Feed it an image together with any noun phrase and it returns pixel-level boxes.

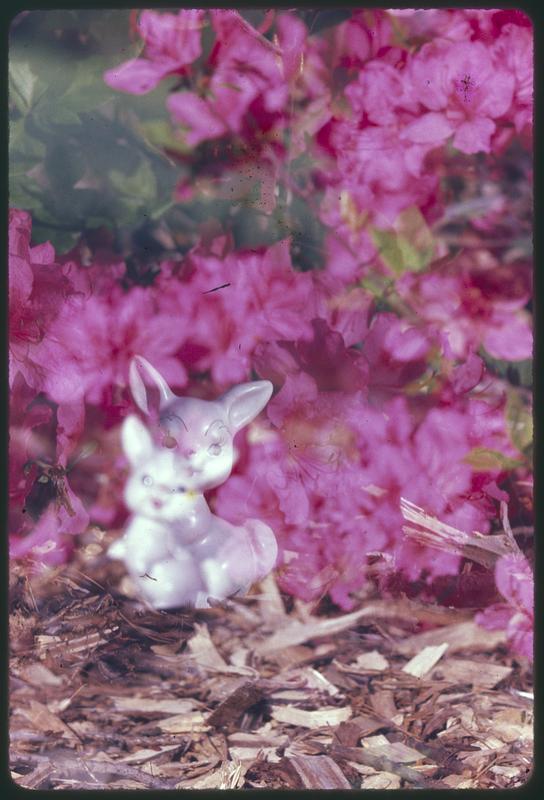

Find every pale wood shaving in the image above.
[402,643,449,678]
[270,704,352,729]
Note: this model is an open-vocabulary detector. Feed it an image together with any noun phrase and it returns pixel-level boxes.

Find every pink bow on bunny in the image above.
[108,356,277,609]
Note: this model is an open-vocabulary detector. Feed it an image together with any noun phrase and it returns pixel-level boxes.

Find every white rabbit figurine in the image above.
[108,356,278,609]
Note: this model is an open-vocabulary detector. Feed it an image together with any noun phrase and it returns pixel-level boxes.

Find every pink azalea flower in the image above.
[362,312,432,396]
[333,9,392,68]
[9,209,71,391]
[38,285,188,406]
[476,553,533,660]
[397,255,532,360]
[317,122,439,280]
[402,39,515,154]
[493,23,533,133]
[159,240,316,385]
[167,10,287,145]
[104,9,205,94]
[254,319,369,394]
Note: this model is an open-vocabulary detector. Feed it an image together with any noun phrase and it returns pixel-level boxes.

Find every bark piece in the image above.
[288,754,352,789]
[207,681,264,727]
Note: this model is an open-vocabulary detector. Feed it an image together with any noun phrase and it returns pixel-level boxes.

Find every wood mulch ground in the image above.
[9,528,533,790]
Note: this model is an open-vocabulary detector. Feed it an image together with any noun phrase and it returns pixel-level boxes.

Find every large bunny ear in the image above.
[129,355,176,415]
[220,380,273,432]
[121,414,155,466]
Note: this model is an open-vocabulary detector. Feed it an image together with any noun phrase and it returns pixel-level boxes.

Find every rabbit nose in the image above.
[180,444,196,457]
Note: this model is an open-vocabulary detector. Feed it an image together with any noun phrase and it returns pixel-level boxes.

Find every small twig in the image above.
[10,752,179,790]
[330,743,448,789]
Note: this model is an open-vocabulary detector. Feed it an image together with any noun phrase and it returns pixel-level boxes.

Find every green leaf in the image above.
[371,206,435,276]
[505,391,533,456]
[109,157,157,203]
[464,448,524,471]
[137,120,191,157]
[9,58,44,113]
[480,349,533,387]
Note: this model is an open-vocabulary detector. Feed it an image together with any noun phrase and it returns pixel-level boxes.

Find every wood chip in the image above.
[354,650,389,671]
[111,696,196,715]
[369,689,397,719]
[255,607,374,654]
[207,681,264,727]
[158,711,210,733]
[17,700,79,740]
[176,760,247,790]
[334,715,385,745]
[186,623,229,669]
[361,771,401,789]
[430,658,512,689]
[287,755,352,789]
[257,573,287,625]
[362,739,427,764]
[397,621,506,656]
[14,761,53,789]
[270,705,351,729]
[402,643,449,678]
[487,708,533,744]
[119,745,181,764]
[15,663,63,687]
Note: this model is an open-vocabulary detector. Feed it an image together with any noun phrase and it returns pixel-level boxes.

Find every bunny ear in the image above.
[121,414,155,466]
[129,355,175,415]
[220,380,273,432]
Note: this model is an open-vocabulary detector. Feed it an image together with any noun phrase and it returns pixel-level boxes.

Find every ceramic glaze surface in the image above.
[108,356,277,608]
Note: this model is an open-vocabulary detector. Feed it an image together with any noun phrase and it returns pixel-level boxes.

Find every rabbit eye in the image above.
[208,443,222,456]
[142,475,153,487]
[177,486,186,493]
[162,435,177,449]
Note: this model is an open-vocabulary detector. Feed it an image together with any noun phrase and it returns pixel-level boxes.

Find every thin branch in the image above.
[10,751,179,790]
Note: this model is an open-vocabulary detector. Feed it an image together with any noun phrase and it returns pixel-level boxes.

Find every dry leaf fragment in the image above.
[270,704,352,729]
[402,643,449,678]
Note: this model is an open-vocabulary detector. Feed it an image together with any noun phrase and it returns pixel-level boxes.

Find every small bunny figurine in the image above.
[108,356,278,609]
